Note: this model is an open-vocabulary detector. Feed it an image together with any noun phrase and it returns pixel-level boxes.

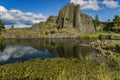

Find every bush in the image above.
[98,34,106,39]
[50,30,56,34]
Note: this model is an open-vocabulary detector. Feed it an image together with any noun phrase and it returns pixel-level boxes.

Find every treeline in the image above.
[104,15,120,32]
[113,15,120,27]
[93,14,120,33]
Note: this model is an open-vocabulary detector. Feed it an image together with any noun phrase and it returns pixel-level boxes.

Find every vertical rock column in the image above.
[75,5,82,32]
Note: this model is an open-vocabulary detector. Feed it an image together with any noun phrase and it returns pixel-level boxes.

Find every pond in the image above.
[0,39,100,64]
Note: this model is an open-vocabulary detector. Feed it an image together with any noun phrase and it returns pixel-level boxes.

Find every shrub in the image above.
[98,34,106,39]
[50,30,56,34]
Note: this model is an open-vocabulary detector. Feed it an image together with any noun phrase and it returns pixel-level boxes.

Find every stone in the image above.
[57,3,95,33]
[57,3,75,28]
[46,16,58,28]
[31,3,96,34]
[30,22,46,31]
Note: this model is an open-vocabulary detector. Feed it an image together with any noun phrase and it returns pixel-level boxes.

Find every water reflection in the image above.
[0,39,97,64]
[0,42,6,51]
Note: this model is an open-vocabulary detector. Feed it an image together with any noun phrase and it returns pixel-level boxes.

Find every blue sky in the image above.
[0,0,120,28]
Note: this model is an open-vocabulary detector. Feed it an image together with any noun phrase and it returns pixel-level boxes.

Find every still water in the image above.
[0,39,98,64]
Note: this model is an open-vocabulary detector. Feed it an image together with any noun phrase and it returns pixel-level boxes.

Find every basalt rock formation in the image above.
[31,3,95,34]
[57,3,95,33]
[30,16,57,31]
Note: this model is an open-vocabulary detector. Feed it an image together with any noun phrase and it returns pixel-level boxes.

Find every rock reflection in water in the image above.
[0,39,97,64]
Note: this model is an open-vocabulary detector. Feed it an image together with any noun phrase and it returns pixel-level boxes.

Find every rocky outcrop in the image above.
[57,3,95,33]
[30,16,57,31]
[31,3,95,34]
[30,22,46,31]
[46,16,57,28]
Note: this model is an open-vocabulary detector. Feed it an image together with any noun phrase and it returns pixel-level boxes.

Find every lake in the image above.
[0,39,100,64]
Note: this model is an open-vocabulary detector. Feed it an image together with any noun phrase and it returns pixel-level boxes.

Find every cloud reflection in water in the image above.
[0,45,58,64]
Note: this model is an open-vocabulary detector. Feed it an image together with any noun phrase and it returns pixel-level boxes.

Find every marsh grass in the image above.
[0,57,120,80]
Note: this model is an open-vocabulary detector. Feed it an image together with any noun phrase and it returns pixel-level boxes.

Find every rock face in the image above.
[57,3,95,33]
[31,3,95,34]
[31,16,57,31]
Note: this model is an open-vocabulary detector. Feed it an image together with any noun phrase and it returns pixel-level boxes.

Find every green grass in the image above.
[0,36,4,43]
[77,32,120,39]
[0,56,120,80]
[103,40,120,53]
[106,40,120,48]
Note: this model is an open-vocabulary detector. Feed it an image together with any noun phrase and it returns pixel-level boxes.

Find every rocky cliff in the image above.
[57,3,95,33]
[31,3,95,34]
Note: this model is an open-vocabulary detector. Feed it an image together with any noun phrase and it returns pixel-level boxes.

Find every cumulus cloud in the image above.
[102,0,119,8]
[70,0,119,10]
[0,6,47,28]
[70,0,100,10]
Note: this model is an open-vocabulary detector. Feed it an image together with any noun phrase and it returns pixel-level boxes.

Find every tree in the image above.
[93,15,101,30]
[107,19,111,22]
[113,15,120,22]
[0,20,5,29]
[11,25,14,29]
[113,15,120,27]
[104,19,111,31]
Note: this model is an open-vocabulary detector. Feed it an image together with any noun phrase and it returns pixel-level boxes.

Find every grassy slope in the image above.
[2,28,80,38]
[1,28,120,39]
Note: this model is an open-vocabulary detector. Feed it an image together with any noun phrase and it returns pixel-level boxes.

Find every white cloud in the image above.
[0,6,47,28]
[70,0,119,10]
[70,0,100,10]
[102,0,119,8]
[0,6,8,12]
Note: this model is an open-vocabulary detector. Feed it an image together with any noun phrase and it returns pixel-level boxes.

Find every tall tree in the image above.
[107,19,111,22]
[11,25,14,29]
[93,15,101,30]
[113,15,120,27]
[0,20,5,29]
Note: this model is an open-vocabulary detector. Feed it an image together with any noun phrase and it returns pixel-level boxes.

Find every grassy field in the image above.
[1,28,120,39]
[103,40,120,53]
[77,31,120,39]
[0,55,120,80]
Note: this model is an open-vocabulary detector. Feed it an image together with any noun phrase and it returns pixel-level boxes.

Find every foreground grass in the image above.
[0,57,120,80]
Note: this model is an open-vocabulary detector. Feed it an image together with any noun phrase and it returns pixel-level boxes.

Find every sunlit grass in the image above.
[0,57,120,80]
[0,36,4,43]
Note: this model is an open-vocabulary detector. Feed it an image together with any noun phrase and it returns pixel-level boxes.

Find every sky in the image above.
[0,0,120,28]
